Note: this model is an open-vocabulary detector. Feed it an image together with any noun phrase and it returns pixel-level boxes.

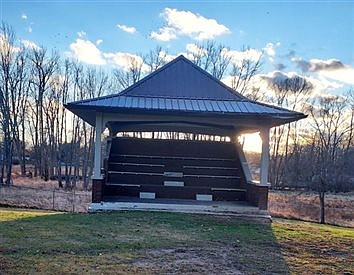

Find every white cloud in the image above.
[104,52,148,72]
[0,34,20,53]
[221,75,234,87]
[258,71,343,97]
[68,38,168,69]
[263,42,281,63]
[177,52,195,61]
[151,27,176,42]
[307,74,344,94]
[69,39,106,65]
[185,43,206,56]
[292,57,354,85]
[292,57,345,72]
[96,39,103,45]
[21,39,40,50]
[224,48,262,66]
[184,44,262,68]
[151,8,230,41]
[77,31,86,38]
[21,14,27,20]
[158,51,177,63]
[317,66,354,85]
[28,26,32,33]
[309,58,344,71]
[263,42,276,57]
[117,24,136,34]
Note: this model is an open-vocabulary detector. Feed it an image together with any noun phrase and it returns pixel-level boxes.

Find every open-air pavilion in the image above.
[66,55,306,215]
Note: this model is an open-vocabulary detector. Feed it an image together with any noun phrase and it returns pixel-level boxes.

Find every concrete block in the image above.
[164,172,183,177]
[196,194,213,201]
[140,192,156,199]
[164,181,184,187]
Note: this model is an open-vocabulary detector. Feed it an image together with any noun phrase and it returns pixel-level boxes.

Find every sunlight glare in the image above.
[239,133,262,153]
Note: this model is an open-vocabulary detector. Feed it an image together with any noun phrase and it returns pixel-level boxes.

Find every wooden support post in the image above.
[92,113,103,180]
[260,127,270,186]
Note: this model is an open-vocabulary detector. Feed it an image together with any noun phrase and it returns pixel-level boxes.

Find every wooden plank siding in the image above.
[103,137,247,201]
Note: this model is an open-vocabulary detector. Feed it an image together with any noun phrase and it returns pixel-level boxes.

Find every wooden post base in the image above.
[92,179,103,203]
[246,184,269,210]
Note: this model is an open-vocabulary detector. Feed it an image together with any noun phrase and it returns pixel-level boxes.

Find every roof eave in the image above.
[65,103,307,127]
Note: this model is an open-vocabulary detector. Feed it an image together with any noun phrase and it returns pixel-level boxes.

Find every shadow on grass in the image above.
[0,209,290,274]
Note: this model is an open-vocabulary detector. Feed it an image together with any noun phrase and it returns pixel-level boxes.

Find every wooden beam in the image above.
[107,121,235,137]
[92,113,104,180]
[260,127,270,186]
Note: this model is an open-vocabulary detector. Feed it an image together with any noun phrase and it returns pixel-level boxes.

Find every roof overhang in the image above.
[64,55,307,131]
[65,103,307,133]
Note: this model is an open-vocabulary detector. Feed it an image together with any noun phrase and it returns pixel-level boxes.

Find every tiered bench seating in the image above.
[103,138,247,201]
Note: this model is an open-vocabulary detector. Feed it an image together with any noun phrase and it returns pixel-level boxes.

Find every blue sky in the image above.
[1,0,354,96]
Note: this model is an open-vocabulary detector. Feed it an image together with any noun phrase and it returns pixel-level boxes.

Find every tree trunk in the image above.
[5,137,12,185]
[20,121,26,176]
[0,161,4,184]
[319,191,325,224]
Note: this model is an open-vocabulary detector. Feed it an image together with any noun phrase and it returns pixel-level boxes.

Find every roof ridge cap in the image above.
[121,94,245,101]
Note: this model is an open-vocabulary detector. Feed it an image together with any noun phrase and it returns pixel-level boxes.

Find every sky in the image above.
[1,0,354,151]
[1,0,353,94]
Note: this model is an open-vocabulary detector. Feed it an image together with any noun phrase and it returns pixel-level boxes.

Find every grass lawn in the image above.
[0,208,353,274]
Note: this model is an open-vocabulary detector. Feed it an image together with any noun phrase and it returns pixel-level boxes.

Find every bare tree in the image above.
[263,74,313,188]
[0,23,16,185]
[56,59,72,188]
[29,47,59,180]
[0,23,30,184]
[70,63,110,189]
[229,46,262,96]
[307,94,354,223]
[145,46,168,73]
[189,41,232,80]
[113,54,145,90]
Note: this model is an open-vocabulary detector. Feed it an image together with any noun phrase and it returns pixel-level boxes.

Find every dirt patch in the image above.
[132,247,243,274]
[0,256,13,271]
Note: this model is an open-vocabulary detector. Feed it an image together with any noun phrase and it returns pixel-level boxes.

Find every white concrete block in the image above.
[140,192,155,199]
[164,172,183,177]
[164,181,185,187]
[196,194,213,201]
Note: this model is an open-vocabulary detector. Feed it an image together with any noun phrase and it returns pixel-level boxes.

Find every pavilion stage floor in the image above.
[89,196,271,220]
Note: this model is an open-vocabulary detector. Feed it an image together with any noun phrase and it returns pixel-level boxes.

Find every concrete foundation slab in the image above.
[89,197,270,220]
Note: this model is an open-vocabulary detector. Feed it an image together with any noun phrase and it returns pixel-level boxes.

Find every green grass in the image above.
[0,208,353,274]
